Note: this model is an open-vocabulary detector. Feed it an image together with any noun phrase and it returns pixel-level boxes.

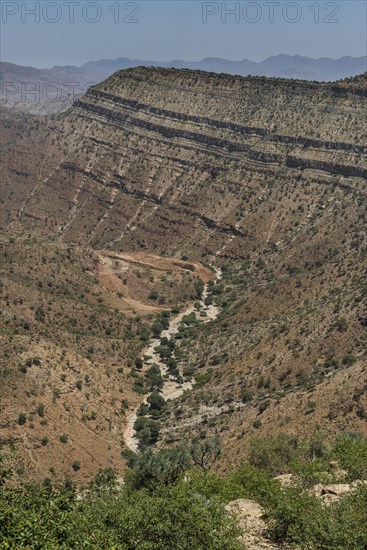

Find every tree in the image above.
[194,278,205,299]
[135,358,143,370]
[134,417,161,446]
[190,436,221,471]
[167,357,178,372]
[137,403,149,416]
[147,391,166,412]
[145,364,163,391]
[125,446,192,491]
[72,461,81,472]
[151,321,164,338]
[17,413,26,425]
[137,427,153,447]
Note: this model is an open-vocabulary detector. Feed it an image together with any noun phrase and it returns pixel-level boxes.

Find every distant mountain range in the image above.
[81,54,367,82]
[0,62,103,114]
[1,55,366,114]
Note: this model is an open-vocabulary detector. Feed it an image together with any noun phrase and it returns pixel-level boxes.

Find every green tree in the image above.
[190,436,221,471]
[147,391,166,412]
[145,364,164,391]
[125,446,192,491]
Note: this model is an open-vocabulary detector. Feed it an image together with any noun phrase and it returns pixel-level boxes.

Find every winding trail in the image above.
[123,268,222,452]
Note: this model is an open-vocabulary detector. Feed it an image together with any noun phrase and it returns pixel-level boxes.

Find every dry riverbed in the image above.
[123,268,222,452]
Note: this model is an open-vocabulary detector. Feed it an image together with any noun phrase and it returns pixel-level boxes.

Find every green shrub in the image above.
[267,485,367,549]
[0,479,241,549]
[125,446,192,491]
[17,413,26,426]
[334,433,367,480]
[231,464,281,507]
[267,487,328,545]
[247,434,330,477]
[72,461,81,472]
[37,403,45,417]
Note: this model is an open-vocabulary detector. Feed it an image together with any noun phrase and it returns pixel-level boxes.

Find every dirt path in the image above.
[123,267,222,453]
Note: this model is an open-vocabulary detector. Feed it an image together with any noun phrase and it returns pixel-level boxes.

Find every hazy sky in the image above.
[1,1,366,67]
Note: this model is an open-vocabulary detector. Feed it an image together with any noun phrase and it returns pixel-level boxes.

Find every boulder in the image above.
[273,473,295,487]
[226,498,264,527]
[321,484,351,496]
[226,499,282,549]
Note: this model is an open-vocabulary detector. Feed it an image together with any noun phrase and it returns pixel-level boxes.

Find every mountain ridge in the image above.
[1,55,366,114]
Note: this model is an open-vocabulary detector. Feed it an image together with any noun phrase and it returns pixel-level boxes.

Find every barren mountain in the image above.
[1,67,366,479]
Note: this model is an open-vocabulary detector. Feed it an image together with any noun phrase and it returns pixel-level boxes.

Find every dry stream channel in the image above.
[124,268,222,452]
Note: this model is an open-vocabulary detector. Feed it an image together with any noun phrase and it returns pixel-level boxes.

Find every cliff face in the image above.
[1,68,366,257]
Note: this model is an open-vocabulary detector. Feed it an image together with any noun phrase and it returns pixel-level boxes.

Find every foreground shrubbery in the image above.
[1,433,367,549]
[0,476,241,549]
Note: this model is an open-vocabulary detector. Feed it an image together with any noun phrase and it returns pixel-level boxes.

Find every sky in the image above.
[1,0,366,68]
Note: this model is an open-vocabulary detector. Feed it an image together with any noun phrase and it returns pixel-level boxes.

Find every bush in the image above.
[125,446,192,491]
[2,431,367,548]
[0,485,76,548]
[231,464,281,507]
[135,358,143,369]
[248,434,330,477]
[147,391,166,412]
[267,485,367,549]
[133,417,161,446]
[92,468,117,490]
[72,461,81,472]
[334,433,367,480]
[37,403,45,417]
[17,413,26,426]
[267,486,328,544]
[145,364,164,391]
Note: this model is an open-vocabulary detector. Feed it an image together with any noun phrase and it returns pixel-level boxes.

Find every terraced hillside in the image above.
[1,68,366,475]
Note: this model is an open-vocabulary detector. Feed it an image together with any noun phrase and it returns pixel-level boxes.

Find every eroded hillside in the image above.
[1,68,366,476]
